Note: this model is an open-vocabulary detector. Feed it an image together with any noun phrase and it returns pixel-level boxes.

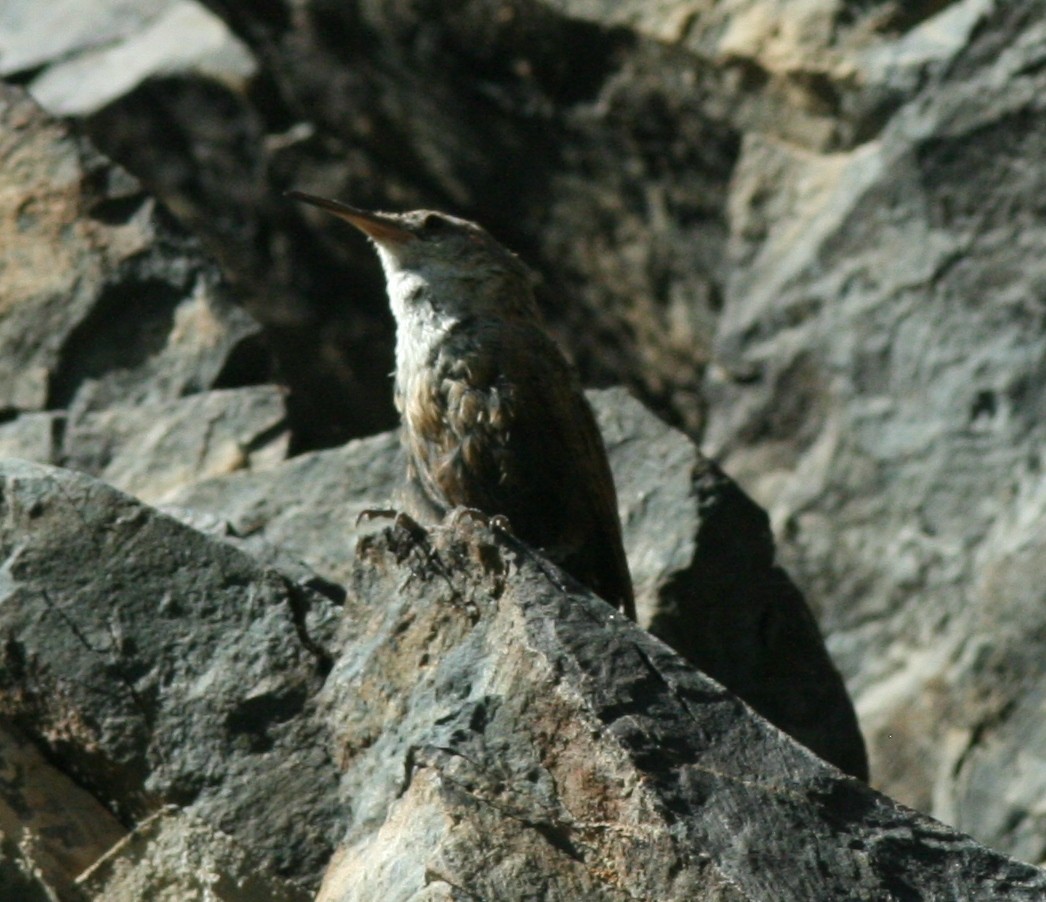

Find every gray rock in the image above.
[27,2,255,117]
[598,388,868,778]
[172,388,866,779]
[168,429,403,586]
[0,0,254,116]
[4,0,1044,882]
[0,83,286,511]
[0,459,344,887]
[0,413,63,463]
[62,386,289,504]
[3,457,1039,899]
[78,808,309,902]
[0,0,170,77]
[315,516,1046,900]
[702,0,1046,861]
[0,83,261,418]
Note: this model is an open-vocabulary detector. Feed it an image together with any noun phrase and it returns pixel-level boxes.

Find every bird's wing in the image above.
[407,318,635,617]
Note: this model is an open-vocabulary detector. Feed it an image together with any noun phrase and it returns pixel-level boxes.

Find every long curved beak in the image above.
[286,190,414,245]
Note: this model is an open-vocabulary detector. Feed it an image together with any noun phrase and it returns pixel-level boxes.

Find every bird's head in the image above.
[288,190,538,322]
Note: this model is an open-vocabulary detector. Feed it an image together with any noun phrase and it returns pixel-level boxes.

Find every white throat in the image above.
[378,249,459,395]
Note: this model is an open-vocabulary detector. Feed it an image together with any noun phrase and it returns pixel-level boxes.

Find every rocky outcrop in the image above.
[0,81,281,496]
[2,1,254,118]
[2,0,1045,894]
[77,808,310,902]
[0,459,343,887]
[1,458,1043,900]
[0,82,260,417]
[170,387,869,782]
[316,514,1044,900]
[701,1,1046,863]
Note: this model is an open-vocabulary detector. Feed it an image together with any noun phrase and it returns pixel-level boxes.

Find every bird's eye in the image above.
[421,214,451,235]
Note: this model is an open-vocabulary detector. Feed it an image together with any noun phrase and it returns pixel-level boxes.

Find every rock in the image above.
[0,0,170,78]
[314,516,1045,900]
[0,722,125,898]
[0,82,284,501]
[62,386,289,503]
[32,2,254,119]
[77,808,309,902]
[0,830,65,902]
[4,0,1044,882]
[597,388,868,778]
[167,429,402,585]
[0,413,63,463]
[171,388,867,779]
[0,386,290,508]
[8,450,1046,899]
[2,457,1038,899]
[0,82,264,418]
[0,1,254,116]
[702,0,1046,861]
[0,459,344,887]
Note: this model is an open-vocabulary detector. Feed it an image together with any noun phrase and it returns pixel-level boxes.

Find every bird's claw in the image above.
[447,507,512,534]
[357,508,426,536]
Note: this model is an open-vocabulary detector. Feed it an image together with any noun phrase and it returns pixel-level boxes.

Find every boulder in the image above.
[3,0,1045,883]
[0,459,343,887]
[0,82,283,497]
[77,808,309,902]
[171,389,867,779]
[62,386,289,503]
[314,516,1042,899]
[1,458,1042,899]
[701,0,1046,860]
[0,0,254,117]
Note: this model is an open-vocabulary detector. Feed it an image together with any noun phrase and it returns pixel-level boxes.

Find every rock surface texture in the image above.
[0,459,343,889]
[700,1,1046,863]
[1,458,1044,900]
[0,80,282,494]
[0,0,1044,897]
[170,387,870,783]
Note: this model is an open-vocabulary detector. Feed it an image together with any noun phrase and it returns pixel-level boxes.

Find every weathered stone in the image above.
[171,389,865,778]
[702,0,1046,861]
[62,386,289,503]
[0,459,343,887]
[168,428,403,585]
[0,722,125,898]
[315,517,1046,900]
[0,83,262,418]
[22,1,255,117]
[0,414,63,463]
[596,388,867,778]
[0,0,253,122]
[77,808,309,902]
[0,0,170,78]
[4,0,1045,883]
[0,453,1039,899]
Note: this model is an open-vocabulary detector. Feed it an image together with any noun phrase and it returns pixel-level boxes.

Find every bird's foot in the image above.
[356,508,426,535]
[357,508,434,579]
[446,507,512,534]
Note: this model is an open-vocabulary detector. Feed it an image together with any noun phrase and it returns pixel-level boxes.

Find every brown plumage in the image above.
[288,190,636,620]
[405,319,634,616]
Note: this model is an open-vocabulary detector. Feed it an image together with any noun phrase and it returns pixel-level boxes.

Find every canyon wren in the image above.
[288,190,636,621]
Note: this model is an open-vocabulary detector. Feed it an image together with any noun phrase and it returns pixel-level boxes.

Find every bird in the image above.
[287,190,636,621]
